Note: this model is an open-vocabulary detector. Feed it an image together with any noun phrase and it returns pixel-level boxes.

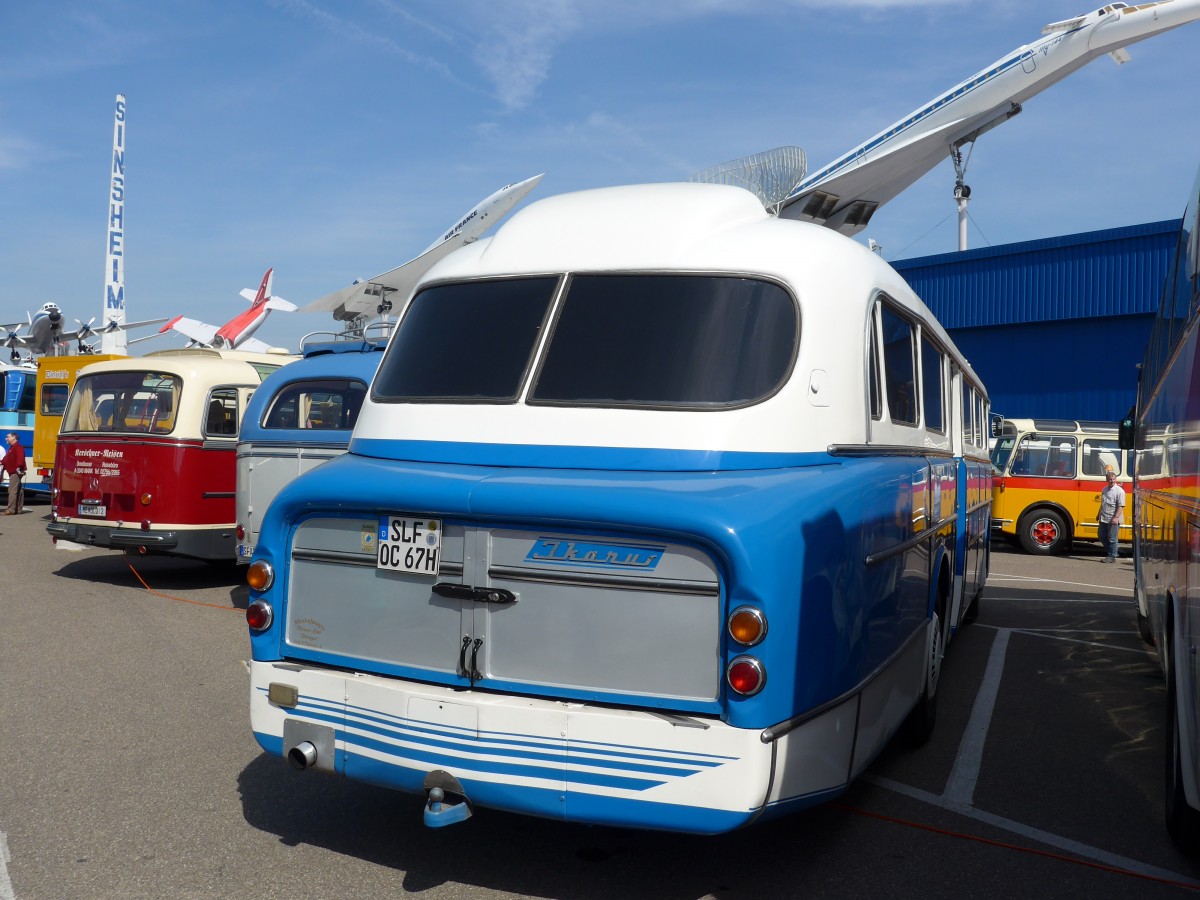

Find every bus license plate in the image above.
[79,505,106,517]
[377,516,441,576]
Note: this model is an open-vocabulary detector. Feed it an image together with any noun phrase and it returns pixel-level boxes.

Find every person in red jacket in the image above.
[2,432,26,515]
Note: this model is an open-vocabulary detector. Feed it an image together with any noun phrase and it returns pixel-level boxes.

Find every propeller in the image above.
[2,324,23,349]
[74,317,100,352]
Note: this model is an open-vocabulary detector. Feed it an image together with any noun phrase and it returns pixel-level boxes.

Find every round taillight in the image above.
[726,656,766,696]
[236,524,245,541]
[246,599,273,632]
[139,492,152,506]
[140,520,151,531]
[247,560,274,591]
[727,606,767,646]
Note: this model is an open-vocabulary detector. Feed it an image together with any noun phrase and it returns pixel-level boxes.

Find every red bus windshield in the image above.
[61,371,182,435]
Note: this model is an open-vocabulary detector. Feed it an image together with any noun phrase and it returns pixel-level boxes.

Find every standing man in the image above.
[1097,469,1126,563]
[2,432,26,516]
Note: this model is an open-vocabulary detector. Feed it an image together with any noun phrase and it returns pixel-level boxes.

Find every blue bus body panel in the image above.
[251,448,932,733]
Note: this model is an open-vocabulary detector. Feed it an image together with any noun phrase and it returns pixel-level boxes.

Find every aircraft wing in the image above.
[301,237,468,322]
[119,316,170,331]
[159,315,219,346]
[79,316,170,340]
[779,110,1004,235]
[778,0,1200,236]
[235,336,272,353]
[303,173,543,322]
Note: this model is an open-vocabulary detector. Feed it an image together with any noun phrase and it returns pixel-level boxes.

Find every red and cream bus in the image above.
[47,348,294,560]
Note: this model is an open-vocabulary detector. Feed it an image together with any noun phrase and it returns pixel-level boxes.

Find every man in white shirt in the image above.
[1097,470,1126,562]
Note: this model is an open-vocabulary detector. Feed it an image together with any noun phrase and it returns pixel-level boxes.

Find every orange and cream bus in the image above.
[32,354,124,492]
[990,417,1131,554]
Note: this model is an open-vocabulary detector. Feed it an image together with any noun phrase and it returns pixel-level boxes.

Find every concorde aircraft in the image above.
[0,303,165,360]
[302,174,543,325]
[778,0,1200,237]
[158,267,296,352]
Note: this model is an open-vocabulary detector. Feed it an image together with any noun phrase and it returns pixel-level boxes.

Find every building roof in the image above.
[892,219,1180,329]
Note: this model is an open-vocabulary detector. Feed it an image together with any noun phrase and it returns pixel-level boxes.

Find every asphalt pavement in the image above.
[1,504,1197,899]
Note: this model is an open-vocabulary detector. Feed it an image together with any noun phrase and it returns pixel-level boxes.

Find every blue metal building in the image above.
[892,219,1180,421]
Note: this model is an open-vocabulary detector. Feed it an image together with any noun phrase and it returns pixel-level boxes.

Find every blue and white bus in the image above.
[245,183,991,834]
[1122,161,1200,849]
[235,338,385,562]
[0,361,44,496]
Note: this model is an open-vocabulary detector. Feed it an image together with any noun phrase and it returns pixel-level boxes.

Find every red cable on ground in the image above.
[126,559,244,613]
[832,802,1200,893]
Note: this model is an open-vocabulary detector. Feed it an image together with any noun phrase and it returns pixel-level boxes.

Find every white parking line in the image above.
[988,595,1129,605]
[943,629,1009,807]
[866,625,1198,888]
[0,829,15,900]
[868,775,1199,887]
[989,572,1130,594]
[1010,630,1151,654]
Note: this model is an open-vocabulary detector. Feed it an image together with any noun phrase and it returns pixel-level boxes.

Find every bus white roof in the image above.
[353,183,985,457]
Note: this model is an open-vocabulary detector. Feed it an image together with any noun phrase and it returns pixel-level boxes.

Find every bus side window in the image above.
[920,335,944,433]
[205,389,239,437]
[1082,439,1121,476]
[964,381,974,448]
[1049,438,1077,477]
[868,311,882,420]
[880,304,917,426]
[18,376,36,413]
[41,384,68,416]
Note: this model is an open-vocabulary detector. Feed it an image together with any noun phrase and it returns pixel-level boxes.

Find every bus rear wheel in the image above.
[1018,509,1069,555]
[903,577,948,747]
[1165,626,1200,852]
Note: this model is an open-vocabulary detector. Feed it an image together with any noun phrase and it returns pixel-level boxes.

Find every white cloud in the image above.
[350,0,972,112]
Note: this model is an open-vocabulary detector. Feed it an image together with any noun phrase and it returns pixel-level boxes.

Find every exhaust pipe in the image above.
[288,741,318,770]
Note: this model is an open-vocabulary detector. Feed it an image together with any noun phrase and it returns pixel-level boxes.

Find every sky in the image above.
[1,0,1198,355]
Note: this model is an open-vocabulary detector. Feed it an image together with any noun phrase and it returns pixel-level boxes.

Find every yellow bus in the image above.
[32,355,124,491]
[990,417,1131,554]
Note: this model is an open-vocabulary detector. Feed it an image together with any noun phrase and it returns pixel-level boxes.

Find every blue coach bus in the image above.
[235,337,384,562]
[244,183,991,833]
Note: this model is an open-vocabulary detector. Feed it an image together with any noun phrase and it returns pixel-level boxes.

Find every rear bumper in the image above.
[249,659,856,833]
[47,519,234,560]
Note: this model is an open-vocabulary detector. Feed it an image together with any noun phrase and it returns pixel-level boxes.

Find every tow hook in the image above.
[423,770,472,828]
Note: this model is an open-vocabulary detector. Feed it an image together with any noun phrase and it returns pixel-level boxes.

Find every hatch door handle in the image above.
[433,583,517,604]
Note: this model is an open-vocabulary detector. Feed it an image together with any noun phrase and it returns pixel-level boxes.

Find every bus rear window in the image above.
[373,277,560,402]
[263,379,369,430]
[373,274,797,408]
[530,274,797,407]
[61,371,181,435]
